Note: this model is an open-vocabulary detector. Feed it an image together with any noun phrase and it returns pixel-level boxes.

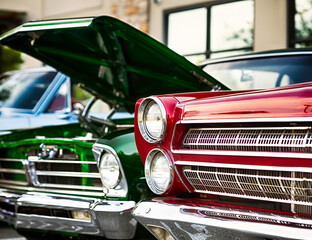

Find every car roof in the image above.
[199,48,312,66]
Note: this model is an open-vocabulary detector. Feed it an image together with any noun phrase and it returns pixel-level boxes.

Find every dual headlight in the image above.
[138,97,167,143]
[145,149,173,195]
[138,97,173,194]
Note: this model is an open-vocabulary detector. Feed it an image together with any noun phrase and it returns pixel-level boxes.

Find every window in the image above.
[0,70,56,110]
[202,55,312,90]
[288,0,312,48]
[165,0,254,63]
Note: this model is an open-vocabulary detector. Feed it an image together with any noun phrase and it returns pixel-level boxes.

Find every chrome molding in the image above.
[175,161,312,173]
[92,143,128,198]
[179,117,312,124]
[133,199,312,240]
[172,149,312,159]
[35,171,100,178]
[183,127,312,152]
[171,119,312,159]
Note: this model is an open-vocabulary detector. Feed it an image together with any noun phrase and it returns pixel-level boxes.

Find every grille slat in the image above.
[183,127,312,152]
[28,149,103,196]
[183,165,312,214]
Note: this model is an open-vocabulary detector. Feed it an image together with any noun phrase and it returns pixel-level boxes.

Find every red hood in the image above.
[181,82,312,121]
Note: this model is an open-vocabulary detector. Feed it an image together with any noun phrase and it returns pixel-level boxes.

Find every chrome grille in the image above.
[0,146,103,197]
[27,149,103,196]
[183,127,312,152]
[183,165,312,214]
[0,158,28,188]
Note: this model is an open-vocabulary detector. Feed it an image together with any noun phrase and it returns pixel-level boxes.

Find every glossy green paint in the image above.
[0,124,102,197]
[0,16,228,113]
[96,128,154,201]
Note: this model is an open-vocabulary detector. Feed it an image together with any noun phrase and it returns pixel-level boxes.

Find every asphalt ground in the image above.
[0,221,154,240]
[0,222,25,240]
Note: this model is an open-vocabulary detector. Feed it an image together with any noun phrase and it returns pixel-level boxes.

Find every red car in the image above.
[133,50,312,240]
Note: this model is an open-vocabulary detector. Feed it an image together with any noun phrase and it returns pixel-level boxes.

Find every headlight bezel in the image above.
[138,97,167,143]
[92,144,128,198]
[145,148,173,195]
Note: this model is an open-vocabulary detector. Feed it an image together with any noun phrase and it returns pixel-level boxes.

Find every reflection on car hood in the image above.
[0,16,228,112]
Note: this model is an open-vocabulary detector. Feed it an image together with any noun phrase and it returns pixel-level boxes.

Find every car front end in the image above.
[133,83,312,240]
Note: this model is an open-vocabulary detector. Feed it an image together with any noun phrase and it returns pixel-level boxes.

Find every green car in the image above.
[0,16,220,239]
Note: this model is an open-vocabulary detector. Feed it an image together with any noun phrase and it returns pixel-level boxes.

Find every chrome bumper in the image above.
[0,189,136,239]
[133,197,312,240]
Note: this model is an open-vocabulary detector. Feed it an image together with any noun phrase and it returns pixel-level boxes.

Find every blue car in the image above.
[0,66,79,131]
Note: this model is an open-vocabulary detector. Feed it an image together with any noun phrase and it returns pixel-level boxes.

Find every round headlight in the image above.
[145,149,173,195]
[99,152,120,189]
[138,97,166,143]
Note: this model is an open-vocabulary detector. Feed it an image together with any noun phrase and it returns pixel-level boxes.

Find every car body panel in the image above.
[0,67,77,131]
[0,16,227,113]
[0,15,224,239]
[133,50,312,239]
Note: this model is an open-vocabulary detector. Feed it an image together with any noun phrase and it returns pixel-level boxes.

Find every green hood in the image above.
[0,16,228,112]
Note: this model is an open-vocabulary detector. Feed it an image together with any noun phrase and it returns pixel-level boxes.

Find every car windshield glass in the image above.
[0,71,57,109]
[203,55,312,90]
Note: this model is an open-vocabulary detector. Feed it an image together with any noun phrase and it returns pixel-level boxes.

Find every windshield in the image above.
[203,55,312,90]
[0,70,57,109]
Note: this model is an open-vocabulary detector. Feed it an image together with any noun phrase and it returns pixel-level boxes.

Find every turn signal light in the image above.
[71,210,91,221]
[147,225,175,240]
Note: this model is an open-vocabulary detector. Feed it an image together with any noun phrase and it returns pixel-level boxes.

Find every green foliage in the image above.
[1,46,23,73]
[295,0,312,47]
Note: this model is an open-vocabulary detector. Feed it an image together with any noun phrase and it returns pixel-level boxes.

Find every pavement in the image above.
[0,221,154,240]
[0,222,25,240]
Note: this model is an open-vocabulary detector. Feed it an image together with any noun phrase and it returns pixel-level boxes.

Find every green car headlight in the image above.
[99,152,120,189]
[138,97,166,143]
[145,149,173,195]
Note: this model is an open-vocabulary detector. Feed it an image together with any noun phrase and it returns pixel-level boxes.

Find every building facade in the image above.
[0,0,310,67]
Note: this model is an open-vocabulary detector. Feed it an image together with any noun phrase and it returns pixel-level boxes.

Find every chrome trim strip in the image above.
[29,188,105,197]
[0,158,23,162]
[179,117,312,124]
[172,149,312,159]
[185,126,311,130]
[133,199,312,240]
[116,124,134,128]
[175,161,312,173]
[0,179,28,186]
[39,183,103,191]
[28,159,97,164]
[35,171,100,178]
[0,184,104,197]
[0,168,25,174]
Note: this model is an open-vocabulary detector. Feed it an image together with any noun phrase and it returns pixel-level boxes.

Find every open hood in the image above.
[0,16,228,112]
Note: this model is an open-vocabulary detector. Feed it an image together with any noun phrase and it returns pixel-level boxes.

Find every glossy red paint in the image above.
[134,90,247,163]
[134,82,312,196]
[182,82,312,121]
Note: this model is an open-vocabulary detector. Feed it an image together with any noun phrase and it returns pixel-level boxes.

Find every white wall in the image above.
[0,0,289,65]
[254,0,287,51]
[149,0,288,52]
